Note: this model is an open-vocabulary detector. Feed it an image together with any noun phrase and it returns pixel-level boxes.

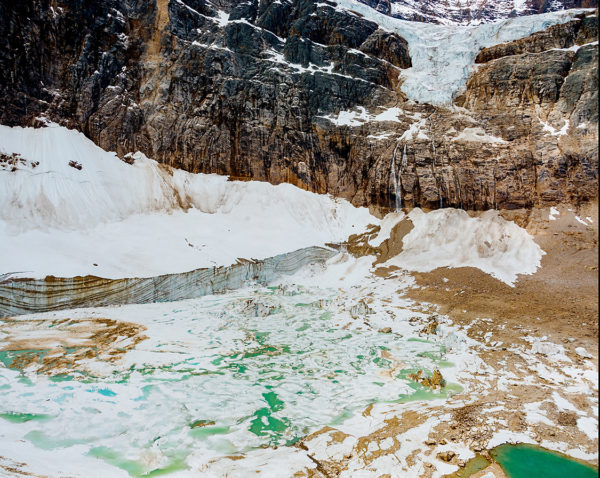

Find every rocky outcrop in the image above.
[454,19,598,207]
[0,1,597,211]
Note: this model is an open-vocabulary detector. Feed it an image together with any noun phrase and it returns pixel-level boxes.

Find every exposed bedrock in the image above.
[0,1,597,211]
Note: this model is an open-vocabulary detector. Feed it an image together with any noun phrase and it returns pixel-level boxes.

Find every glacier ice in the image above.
[331,0,590,105]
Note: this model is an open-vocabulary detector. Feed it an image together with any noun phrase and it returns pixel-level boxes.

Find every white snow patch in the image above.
[549,206,560,221]
[383,208,544,286]
[368,210,406,247]
[575,347,593,359]
[320,106,403,127]
[487,429,536,448]
[214,9,230,27]
[373,107,402,122]
[541,118,570,136]
[188,446,315,477]
[529,340,570,361]
[552,392,580,412]
[366,132,394,141]
[524,401,553,425]
[320,106,372,126]
[452,127,507,145]
[577,416,598,441]
[399,117,429,141]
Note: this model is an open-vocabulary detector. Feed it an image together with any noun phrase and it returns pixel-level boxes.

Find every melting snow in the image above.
[452,127,507,145]
[381,208,544,286]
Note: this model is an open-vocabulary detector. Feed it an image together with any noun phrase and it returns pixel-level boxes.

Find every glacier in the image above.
[331,0,591,105]
[0,123,544,286]
[0,123,373,279]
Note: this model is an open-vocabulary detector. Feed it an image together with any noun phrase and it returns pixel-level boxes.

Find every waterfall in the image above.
[493,170,498,210]
[429,117,443,209]
[390,144,402,211]
[398,144,408,210]
[456,174,463,210]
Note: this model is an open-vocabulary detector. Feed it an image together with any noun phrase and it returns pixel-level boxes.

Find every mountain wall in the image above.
[0,0,597,211]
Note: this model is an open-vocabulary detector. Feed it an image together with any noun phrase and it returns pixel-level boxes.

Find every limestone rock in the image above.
[408,369,445,390]
[437,450,456,462]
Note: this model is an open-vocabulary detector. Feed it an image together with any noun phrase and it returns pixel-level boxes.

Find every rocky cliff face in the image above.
[358,0,598,25]
[0,0,597,211]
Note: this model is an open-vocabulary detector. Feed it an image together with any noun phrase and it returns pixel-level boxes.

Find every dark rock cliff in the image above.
[0,0,597,210]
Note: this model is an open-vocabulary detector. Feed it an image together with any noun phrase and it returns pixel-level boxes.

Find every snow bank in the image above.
[330,0,588,104]
[381,208,544,285]
[389,0,532,26]
[0,124,375,278]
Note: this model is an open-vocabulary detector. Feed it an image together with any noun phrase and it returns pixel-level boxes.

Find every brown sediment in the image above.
[190,420,216,428]
[404,204,599,469]
[345,224,381,257]
[0,317,147,376]
[373,217,414,265]
[144,0,170,61]
[462,463,508,478]
[407,369,445,389]
[404,203,599,353]
[379,349,405,379]
[345,217,414,267]
[468,463,508,478]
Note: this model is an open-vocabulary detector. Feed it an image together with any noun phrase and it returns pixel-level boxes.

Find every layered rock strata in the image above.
[0,246,336,316]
